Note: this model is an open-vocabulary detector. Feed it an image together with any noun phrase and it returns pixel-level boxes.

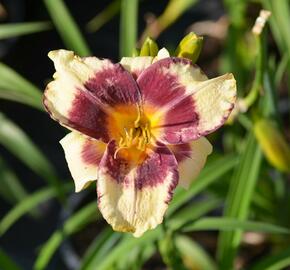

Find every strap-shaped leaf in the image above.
[182,217,289,234]
[0,62,42,110]
[0,156,28,205]
[0,21,51,40]
[0,113,61,196]
[79,229,121,270]
[0,183,72,235]
[43,0,91,56]
[168,154,238,216]
[169,197,222,230]
[251,247,290,270]
[119,0,138,57]
[217,132,262,270]
[34,201,99,270]
[0,248,22,270]
[96,229,160,270]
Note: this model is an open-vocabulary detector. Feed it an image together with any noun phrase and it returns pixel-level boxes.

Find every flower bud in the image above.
[254,119,290,173]
[175,32,203,63]
[140,37,159,57]
[252,10,271,36]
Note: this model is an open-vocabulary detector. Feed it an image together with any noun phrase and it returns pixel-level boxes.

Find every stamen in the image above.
[119,137,125,147]
[127,129,133,145]
[124,127,129,138]
[117,114,151,154]
[137,137,143,150]
[142,127,147,143]
[145,128,151,143]
[134,104,143,128]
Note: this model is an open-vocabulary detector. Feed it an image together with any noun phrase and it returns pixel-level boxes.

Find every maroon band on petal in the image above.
[137,58,201,144]
[137,58,192,107]
[100,141,178,191]
[84,63,141,106]
[44,51,141,142]
[137,57,236,145]
[97,141,179,236]
[135,146,178,190]
[170,143,192,163]
[68,89,110,141]
[81,138,105,165]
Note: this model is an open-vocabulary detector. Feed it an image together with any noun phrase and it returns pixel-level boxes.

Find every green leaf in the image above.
[158,231,188,270]
[262,0,290,95]
[0,62,43,110]
[0,21,51,40]
[96,229,160,270]
[34,201,99,270]
[141,0,198,41]
[168,197,222,231]
[80,229,122,270]
[262,0,290,57]
[43,0,91,56]
[0,248,22,270]
[175,235,217,270]
[86,0,120,32]
[274,54,289,87]
[117,243,156,270]
[0,113,62,196]
[217,132,262,270]
[182,217,290,234]
[0,155,28,205]
[251,247,290,270]
[0,183,72,235]
[168,154,238,216]
[119,0,138,57]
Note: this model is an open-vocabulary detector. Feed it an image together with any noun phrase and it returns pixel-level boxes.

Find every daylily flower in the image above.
[43,49,236,237]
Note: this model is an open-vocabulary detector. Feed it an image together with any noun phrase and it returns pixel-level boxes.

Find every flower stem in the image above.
[243,34,265,108]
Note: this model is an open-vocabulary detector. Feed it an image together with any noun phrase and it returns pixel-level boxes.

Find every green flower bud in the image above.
[175,32,203,63]
[140,37,159,57]
[254,119,290,173]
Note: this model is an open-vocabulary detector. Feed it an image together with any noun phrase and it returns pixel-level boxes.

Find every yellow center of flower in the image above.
[107,104,161,163]
[117,123,151,153]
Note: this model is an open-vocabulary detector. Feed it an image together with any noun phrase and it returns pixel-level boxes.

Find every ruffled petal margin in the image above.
[44,49,140,142]
[97,141,178,237]
[120,56,153,79]
[119,48,170,79]
[60,132,106,192]
[169,137,213,189]
[137,57,236,144]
